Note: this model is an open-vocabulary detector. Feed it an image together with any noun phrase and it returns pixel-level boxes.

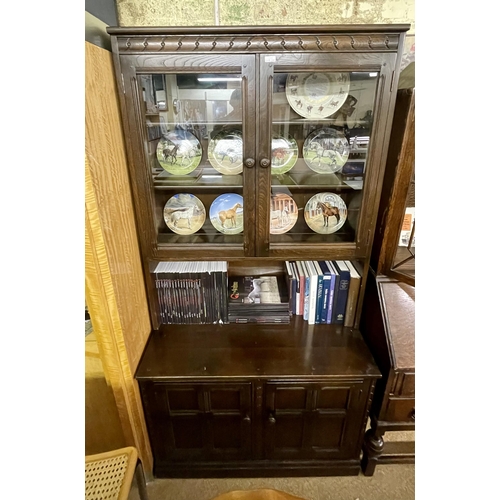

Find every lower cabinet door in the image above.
[140,381,252,463]
[264,380,368,460]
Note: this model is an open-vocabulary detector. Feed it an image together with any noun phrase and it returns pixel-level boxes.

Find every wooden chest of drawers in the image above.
[359,274,415,475]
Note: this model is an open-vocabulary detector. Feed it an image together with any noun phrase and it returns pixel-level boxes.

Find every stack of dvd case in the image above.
[153,261,228,324]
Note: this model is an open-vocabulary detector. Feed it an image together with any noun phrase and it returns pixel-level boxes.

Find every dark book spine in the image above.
[332,262,350,325]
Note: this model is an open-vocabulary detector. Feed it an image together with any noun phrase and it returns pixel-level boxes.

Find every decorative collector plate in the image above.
[209,193,244,234]
[163,193,206,235]
[304,192,347,234]
[207,130,243,175]
[303,127,350,174]
[270,193,298,235]
[271,133,298,175]
[285,72,350,119]
[156,130,202,175]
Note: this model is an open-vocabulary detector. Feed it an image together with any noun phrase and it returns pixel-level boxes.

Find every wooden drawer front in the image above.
[385,397,415,423]
[391,372,415,397]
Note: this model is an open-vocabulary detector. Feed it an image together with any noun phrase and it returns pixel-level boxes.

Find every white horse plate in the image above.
[156,130,202,175]
[270,193,298,235]
[163,193,206,235]
[285,72,350,119]
[303,127,350,174]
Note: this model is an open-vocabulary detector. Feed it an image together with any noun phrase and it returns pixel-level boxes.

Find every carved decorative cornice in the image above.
[116,34,400,54]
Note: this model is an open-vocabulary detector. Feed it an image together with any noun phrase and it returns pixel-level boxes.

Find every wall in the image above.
[115,0,414,33]
[115,0,414,67]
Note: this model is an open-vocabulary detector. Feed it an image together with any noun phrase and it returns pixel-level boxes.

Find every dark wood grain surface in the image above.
[136,316,380,380]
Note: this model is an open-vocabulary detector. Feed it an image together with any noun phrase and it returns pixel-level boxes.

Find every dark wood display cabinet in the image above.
[107,24,410,478]
[360,88,415,475]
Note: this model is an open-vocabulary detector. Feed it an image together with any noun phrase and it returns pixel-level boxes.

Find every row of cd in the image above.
[164,192,348,236]
[156,127,354,177]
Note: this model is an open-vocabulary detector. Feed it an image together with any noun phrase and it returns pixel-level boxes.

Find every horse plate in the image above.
[303,127,350,174]
[271,133,299,175]
[209,193,244,235]
[208,130,243,175]
[163,193,206,235]
[156,130,202,175]
[270,193,298,235]
[285,72,350,119]
[304,192,347,235]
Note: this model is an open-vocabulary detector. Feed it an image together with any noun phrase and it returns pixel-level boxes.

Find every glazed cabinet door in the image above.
[140,381,252,464]
[256,51,399,260]
[264,380,368,460]
[117,53,257,261]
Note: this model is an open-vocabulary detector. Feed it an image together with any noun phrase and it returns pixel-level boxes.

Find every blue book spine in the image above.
[326,265,337,325]
[332,261,350,324]
[317,261,331,324]
[314,273,324,324]
[303,274,310,321]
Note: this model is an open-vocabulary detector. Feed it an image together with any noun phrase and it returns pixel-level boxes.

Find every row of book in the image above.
[152,261,228,324]
[285,260,362,327]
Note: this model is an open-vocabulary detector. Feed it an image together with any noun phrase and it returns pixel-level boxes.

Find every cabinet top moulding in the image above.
[107,24,410,54]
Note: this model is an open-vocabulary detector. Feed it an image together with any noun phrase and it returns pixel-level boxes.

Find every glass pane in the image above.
[270,71,378,245]
[392,170,415,277]
[140,73,244,247]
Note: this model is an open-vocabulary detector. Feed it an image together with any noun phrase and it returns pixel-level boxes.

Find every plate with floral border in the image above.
[270,193,299,235]
[285,72,350,119]
[303,127,350,174]
[207,130,243,175]
[304,192,347,234]
[209,193,244,234]
[156,130,202,175]
[163,193,206,235]
[271,133,299,175]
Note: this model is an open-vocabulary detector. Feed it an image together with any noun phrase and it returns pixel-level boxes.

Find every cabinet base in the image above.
[154,460,361,478]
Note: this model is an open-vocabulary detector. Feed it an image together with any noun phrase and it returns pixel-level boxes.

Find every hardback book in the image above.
[344,260,362,328]
[325,261,339,325]
[332,261,351,325]
[312,261,325,325]
[302,262,311,322]
[295,260,306,316]
[317,261,333,324]
[291,261,301,315]
[305,261,319,325]
[285,261,297,315]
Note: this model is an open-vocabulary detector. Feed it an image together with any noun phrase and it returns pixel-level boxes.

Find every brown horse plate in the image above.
[209,193,244,234]
[304,192,347,234]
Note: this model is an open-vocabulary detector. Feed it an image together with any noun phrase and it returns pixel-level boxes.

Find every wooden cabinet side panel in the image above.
[85,40,153,473]
[85,41,151,372]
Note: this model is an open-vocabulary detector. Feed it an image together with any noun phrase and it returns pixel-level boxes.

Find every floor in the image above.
[129,463,415,500]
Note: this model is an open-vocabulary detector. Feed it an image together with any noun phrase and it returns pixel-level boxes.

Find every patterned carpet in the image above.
[129,463,415,500]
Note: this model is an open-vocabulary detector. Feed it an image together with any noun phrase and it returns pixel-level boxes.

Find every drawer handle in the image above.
[243,414,251,424]
[244,158,255,168]
[410,408,415,421]
[260,158,271,168]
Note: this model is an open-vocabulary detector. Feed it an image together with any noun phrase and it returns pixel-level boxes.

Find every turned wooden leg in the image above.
[361,427,385,476]
[134,459,149,500]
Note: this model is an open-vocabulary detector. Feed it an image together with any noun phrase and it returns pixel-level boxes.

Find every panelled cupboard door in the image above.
[264,380,367,460]
[110,27,407,262]
[140,382,252,463]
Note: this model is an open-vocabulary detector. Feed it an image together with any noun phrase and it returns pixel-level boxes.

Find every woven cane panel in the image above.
[85,454,129,500]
